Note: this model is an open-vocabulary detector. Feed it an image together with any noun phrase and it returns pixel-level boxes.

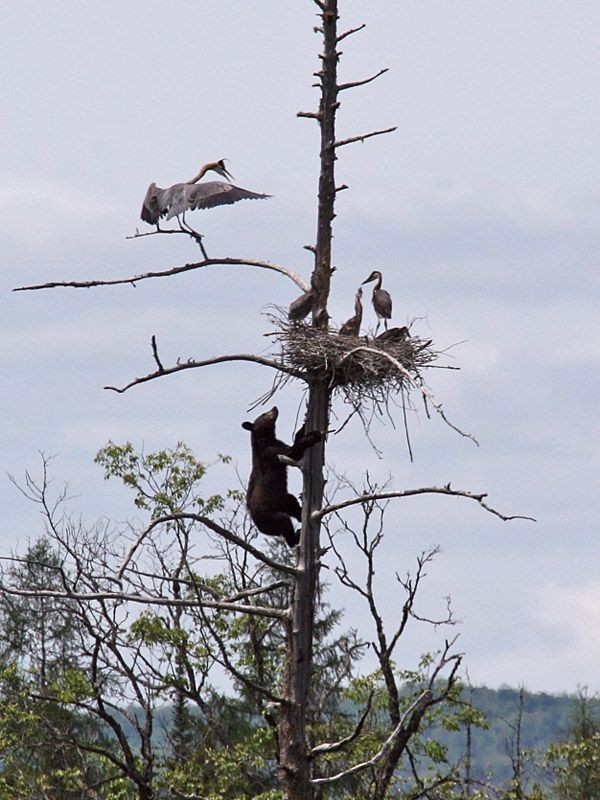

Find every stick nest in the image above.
[265,310,438,409]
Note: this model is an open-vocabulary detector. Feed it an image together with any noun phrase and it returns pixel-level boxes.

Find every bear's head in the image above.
[242,406,278,444]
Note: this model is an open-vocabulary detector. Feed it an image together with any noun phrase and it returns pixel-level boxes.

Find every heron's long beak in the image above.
[216,159,234,182]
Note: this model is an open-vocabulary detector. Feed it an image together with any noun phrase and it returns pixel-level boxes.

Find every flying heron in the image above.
[338,287,363,337]
[140,160,270,226]
[362,270,392,334]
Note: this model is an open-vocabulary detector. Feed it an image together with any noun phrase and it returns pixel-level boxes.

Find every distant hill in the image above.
[119,686,596,788]
[428,685,591,784]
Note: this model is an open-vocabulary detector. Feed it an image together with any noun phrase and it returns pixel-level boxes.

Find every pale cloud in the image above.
[0,175,116,249]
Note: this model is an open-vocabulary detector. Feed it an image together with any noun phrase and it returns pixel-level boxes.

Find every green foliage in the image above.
[95,440,229,516]
[545,689,600,800]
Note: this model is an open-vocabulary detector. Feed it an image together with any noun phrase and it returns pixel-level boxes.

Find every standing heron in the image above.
[338,287,363,337]
[140,159,270,226]
[362,270,392,334]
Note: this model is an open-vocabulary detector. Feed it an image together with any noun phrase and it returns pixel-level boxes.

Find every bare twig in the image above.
[150,335,164,372]
[337,23,366,43]
[338,68,389,92]
[316,486,536,523]
[334,126,397,148]
[13,257,309,293]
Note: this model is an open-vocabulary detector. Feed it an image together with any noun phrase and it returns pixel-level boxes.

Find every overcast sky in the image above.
[1,1,599,694]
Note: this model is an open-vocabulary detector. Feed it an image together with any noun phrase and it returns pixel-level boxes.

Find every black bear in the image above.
[242,406,322,546]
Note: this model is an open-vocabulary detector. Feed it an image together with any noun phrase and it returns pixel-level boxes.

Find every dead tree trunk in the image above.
[278,2,338,798]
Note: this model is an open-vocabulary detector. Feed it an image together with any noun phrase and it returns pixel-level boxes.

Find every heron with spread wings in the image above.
[141,159,270,226]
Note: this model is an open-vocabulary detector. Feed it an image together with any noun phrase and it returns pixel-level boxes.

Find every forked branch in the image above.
[311,690,433,786]
[104,350,305,394]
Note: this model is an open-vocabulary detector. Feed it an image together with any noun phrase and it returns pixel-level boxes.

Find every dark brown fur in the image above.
[242,407,321,546]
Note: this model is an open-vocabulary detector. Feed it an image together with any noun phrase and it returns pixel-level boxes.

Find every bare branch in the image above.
[104,351,306,394]
[315,486,536,523]
[338,68,389,92]
[311,692,373,756]
[297,111,321,120]
[13,257,309,293]
[116,512,297,579]
[334,126,397,148]
[337,23,366,43]
[312,690,433,786]
[0,581,287,620]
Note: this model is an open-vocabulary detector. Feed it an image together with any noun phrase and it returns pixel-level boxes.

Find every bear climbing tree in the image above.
[242,407,322,547]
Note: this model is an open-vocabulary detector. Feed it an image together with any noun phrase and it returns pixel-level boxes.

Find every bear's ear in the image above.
[241,421,253,431]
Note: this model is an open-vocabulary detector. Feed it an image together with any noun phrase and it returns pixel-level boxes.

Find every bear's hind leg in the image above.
[252,510,300,547]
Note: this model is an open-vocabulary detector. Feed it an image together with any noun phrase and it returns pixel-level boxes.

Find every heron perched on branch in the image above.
[362,270,392,334]
[338,287,363,337]
[140,160,270,226]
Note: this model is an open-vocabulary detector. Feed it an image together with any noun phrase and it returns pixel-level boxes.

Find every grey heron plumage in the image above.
[338,287,363,337]
[140,160,270,226]
[362,270,392,334]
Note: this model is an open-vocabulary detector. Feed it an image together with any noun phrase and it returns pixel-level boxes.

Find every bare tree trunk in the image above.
[278,3,338,798]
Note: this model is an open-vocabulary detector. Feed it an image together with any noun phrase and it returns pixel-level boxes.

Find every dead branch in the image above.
[13,257,309,293]
[0,581,287,620]
[116,512,297,579]
[315,485,536,523]
[334,126,397,148]
[338,68,389,91]
[310,692,373,756]
[311,690,432,786]
[104,351,306,394]
[126,224,209,259]
[336,23,366,43]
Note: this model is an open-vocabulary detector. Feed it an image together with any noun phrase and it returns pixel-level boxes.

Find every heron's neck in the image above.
[186,163,211,184]
[374,275,382,290]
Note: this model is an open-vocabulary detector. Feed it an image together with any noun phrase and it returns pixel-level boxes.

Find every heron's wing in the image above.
[141,183,167,224]
[377,290,393,319]
[164,181,270,219]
